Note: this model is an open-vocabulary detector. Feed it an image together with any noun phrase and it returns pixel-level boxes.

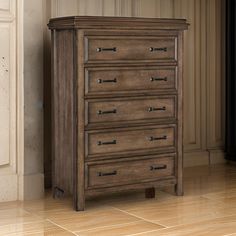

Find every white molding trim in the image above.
[132,0,141,17]
[209,149,226,165]
[19,173,44,200]
[184,151,210,167]
[16,0,24,200]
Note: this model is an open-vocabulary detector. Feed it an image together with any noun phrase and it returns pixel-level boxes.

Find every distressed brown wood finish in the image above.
[85,36,177,62]
[86,96,176,126]
[85,66,177,96]
[48,16,188,211]
[51,30,75,197]
[86,156,174,188]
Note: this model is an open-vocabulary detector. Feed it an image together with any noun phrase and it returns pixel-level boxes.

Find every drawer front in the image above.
[85,36,177,62]
[86,126,175,157]
[86,156,174,188]
[86,97,176,125]
[85,67,177,95]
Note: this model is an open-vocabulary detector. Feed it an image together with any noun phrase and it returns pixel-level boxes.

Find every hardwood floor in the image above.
[1,163,236,235]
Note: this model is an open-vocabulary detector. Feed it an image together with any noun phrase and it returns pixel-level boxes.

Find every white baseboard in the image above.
[184,149,226,167]
[209,149,226,164]
[0,174,18,202]
[18,173,44,200]
[184,151,210,167]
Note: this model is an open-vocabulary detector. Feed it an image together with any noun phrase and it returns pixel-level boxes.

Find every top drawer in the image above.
[85,36,177,63]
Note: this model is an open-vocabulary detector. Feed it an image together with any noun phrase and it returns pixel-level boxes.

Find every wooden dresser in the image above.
[48,16,188,211]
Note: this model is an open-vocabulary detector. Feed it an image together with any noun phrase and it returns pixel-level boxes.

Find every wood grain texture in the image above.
[85,96,176,126]
[85,36,177,62]
[51,30,75,196]
[86,156,174,188]
[85,66,177,96]
[86,125,176,158]
[76,29,86,210]
[49,16,187,210]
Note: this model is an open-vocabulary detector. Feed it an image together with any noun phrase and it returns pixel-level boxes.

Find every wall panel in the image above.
[46,0,225,167]
[0,0,18,201]
[0,24,11,166]
[206,0,225,150]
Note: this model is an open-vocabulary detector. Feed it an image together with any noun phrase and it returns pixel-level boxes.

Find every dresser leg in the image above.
[145,188,155,198]
[76,200,85,211]
[75,191,85,211]
[175,184,184,196]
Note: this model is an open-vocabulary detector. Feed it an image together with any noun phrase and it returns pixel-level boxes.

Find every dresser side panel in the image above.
[52,29,75,196]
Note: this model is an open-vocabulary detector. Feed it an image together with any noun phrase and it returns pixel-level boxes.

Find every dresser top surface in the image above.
[48,16,189,30]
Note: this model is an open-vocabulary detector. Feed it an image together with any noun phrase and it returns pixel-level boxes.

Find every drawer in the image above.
[86,125,175,158]
[85,67,177,95]
[85,97,176,126]
[86,156,174,188]
[85,36,177,62]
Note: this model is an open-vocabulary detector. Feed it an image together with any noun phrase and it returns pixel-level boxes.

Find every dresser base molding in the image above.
[85,177,177,197]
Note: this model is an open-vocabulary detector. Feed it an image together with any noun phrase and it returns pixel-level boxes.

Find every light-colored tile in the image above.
[0,220,74,235]
[47,208,141,232]
[117,196,225,222]
[0,208,42,226]
[135,215,236,236]
[77,220,164,236]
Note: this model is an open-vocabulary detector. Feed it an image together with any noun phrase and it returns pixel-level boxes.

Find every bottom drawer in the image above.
[86,155,174,189]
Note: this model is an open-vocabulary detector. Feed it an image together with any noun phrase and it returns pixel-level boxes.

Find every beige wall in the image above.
[45,0,225,167]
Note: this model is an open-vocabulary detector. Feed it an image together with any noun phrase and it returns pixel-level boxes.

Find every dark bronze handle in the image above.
[149,47,167,52]
[98,170,117,176]
[96,47,117,52]
[97,140,116,146]
[97,78,117,83]
[148,135,167,141]
[148,107,166,112]
[150,77,167,82]
[150,165,167,171]
[97,109,117,115]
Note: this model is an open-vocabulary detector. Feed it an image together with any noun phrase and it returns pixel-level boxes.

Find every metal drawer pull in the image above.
[150,165,167,171]
[97,78,117,83]
[96,47,117,52]
[149,47,167,52]
[148,106,166,112]
[150,77,167,82]
[148,135,167,141]
[98,170,117,177]
[97,140,117,146]
[97,109,117,115]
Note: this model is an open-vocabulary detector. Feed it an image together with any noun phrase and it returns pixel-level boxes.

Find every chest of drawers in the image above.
[48,16,188,211]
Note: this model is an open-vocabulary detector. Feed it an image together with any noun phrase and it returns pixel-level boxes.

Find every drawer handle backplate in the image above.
[97,78,117,84]
[98,170,117,177]
[97,109,117,115]
[149,47,167,52]
[148,106,166,112]
[148,135,167,141]
[150,165,167,171]
[97,140,117,146]
[96,47,117,52]
[150,77,168,82]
